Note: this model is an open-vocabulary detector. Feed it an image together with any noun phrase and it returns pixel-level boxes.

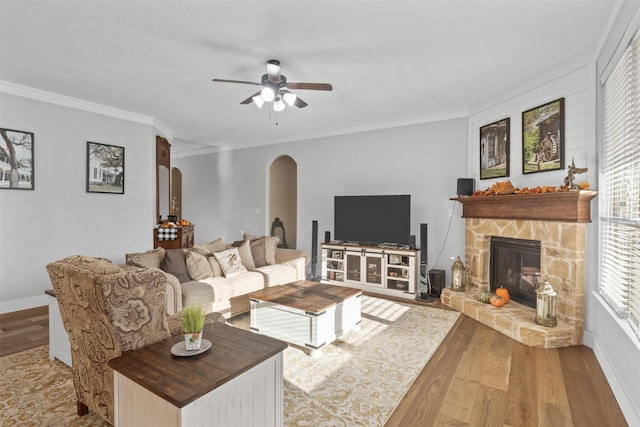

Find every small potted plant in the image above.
[182,305,205,351]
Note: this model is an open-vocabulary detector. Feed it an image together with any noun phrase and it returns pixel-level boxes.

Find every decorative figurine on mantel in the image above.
[564,158,588,190]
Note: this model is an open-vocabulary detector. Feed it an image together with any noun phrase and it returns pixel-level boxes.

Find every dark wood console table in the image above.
[108,322,287,426]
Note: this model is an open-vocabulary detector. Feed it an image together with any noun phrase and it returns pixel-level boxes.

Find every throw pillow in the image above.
[199,237,226,255]
[242,233,279,265]
[99,269,171,352]
[125,247,166,269]
[264,235,280,265]
[185,250,214,280]
[160,249,190,283]
[232,239,256,269]
[192,245,224,277]
[213,247,247,278]
[250,237,268,267]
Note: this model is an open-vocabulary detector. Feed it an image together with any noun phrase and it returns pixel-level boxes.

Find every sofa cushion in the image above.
[185,250,214,280]
[253,264,298,287]
[214,247,248,278]
[125,247,166,269]
[180,271,264,310]
[98,269,171,352]
[232,239,255,270]
[182,278,231,306]
[228,271,266,296]
[160,249,190,283]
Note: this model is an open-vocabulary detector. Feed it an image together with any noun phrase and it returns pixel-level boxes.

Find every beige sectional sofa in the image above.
[122,235,309,318]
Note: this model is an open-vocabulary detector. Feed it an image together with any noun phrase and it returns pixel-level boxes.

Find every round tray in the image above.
[171,339,212,357]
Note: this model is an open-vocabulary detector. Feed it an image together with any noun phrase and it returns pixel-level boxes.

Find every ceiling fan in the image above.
[212,59,332,111]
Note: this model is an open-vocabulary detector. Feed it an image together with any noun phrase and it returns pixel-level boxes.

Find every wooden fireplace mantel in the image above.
[451,190,597,223]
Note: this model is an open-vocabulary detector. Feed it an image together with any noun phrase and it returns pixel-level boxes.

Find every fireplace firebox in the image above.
[490,236,541,307]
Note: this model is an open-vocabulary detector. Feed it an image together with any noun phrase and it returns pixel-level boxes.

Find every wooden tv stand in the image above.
[320,242,418,299]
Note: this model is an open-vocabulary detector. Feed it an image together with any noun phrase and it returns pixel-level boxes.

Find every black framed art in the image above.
[522,98,565,174]
[480,118,510,180]
[0,128,34,190]
[86,141,125,194]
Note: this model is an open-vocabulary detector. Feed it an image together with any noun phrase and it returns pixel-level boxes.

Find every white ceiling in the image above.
[0,1,617,155]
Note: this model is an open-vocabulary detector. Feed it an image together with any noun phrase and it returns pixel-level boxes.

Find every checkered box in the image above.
[157,227,178,240]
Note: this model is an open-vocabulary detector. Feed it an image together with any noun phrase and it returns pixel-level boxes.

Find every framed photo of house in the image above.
[0,128,34,190]
[86,141,125,194]
[479,118,510,179]
[522,98,565,174]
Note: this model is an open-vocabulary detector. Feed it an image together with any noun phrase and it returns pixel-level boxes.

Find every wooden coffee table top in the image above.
[248,280,362,313]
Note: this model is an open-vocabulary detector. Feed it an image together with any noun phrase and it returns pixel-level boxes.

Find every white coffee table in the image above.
[249,280,362,358]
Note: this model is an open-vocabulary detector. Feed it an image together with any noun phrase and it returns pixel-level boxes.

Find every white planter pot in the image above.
[184,331,203,351]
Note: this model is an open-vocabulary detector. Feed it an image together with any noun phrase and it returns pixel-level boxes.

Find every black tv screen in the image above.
[334,195,411,246]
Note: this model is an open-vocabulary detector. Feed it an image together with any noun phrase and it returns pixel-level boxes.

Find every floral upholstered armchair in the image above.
[45,255,184,425]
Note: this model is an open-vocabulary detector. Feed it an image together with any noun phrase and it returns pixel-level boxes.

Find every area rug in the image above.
[0,296,459,427]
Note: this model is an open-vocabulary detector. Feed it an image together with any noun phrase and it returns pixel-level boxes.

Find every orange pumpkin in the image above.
[490,295,506,307]
[495,286,510,304]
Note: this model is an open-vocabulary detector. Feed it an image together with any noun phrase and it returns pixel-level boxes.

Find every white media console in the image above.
[320,242,419,299]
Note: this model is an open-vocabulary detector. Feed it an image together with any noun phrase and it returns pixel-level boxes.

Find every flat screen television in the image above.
[334,195,411,246]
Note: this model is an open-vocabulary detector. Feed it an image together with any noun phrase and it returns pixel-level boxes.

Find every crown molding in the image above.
[0,80,173,140]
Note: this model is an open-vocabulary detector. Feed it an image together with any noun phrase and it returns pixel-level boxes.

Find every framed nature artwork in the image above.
[522,98,565,174]
[0,128,34,190]
[480,118,510,180]
[86,141,125,194]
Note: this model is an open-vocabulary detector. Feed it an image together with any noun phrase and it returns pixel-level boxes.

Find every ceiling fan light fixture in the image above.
[252,94,265,108]
[273,98,285,112]
[266,59,281,77]
[282,90,297,107]
[261,86,275,102]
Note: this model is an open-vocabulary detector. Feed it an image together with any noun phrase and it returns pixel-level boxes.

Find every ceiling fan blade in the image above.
[287,82,333,91]
[294,97,308,108]
[240,91,262,105]
[212,78,262,86]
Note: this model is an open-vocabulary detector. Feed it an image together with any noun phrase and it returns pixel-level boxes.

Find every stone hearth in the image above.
[442,191,597,348]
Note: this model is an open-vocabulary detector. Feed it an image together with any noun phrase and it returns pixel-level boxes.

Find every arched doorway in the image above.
[269,155,297,248]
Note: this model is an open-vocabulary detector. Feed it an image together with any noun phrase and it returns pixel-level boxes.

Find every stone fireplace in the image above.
[441,190,597,348]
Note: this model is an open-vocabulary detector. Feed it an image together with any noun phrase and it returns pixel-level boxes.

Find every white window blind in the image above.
[600,31,640,341]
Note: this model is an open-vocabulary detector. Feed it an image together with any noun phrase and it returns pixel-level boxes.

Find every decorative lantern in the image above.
[451,255,466,292]
[535,275,558,327]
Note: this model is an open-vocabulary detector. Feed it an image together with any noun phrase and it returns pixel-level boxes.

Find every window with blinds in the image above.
[600,31,640,341]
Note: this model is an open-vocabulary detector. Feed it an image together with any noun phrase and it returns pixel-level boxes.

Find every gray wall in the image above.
[0,93,157,311]
[173,118,469,277]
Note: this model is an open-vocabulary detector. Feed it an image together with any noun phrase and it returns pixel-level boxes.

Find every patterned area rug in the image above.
[0,296,459,427]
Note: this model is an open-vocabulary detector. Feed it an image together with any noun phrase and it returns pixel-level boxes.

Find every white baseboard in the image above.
[593,340,640,427]
[0,294,49,314]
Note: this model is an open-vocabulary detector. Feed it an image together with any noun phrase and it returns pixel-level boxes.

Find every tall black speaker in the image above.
[311,220,318,281]
[420,223,428,269]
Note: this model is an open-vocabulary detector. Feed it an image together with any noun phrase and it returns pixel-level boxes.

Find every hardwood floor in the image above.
[0,305,48,357]
[0,303,628,426]
[386,311,628,426]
